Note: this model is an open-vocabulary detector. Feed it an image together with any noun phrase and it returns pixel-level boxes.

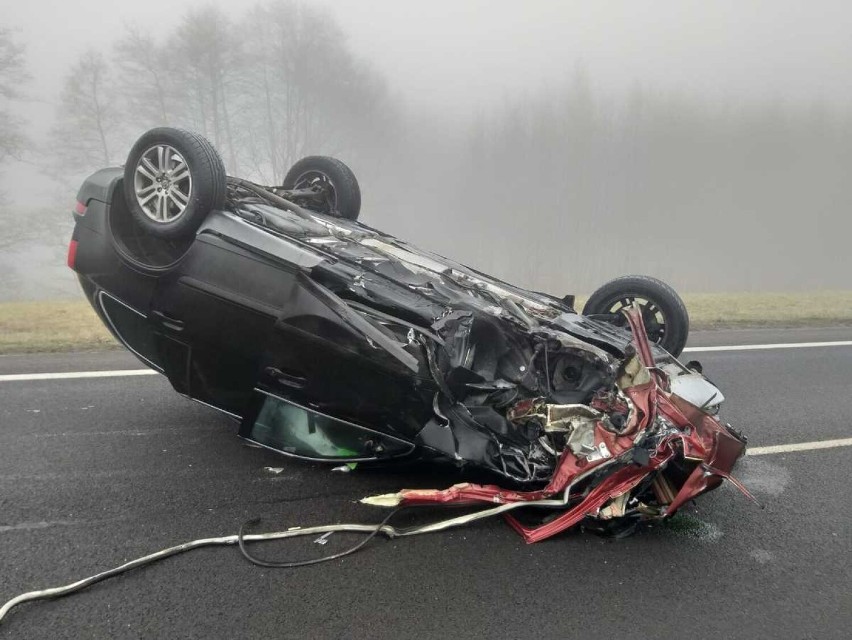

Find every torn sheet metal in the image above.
[361,307,748,541]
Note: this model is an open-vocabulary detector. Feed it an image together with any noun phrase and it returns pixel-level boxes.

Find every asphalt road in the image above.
[1,328,850,639]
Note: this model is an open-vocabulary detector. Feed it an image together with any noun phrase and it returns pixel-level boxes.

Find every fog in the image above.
[1,0,851,300]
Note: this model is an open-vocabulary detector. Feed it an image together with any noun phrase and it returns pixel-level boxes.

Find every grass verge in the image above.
[0,300,116,354]
[681,291,852,329]
[1,292,851,354]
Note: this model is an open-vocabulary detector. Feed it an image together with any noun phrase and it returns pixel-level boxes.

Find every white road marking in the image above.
[746,437,852,456]
[683,340,852,353]
[2,348,850,461]
[0,369,159,382]
[2,341,849,383]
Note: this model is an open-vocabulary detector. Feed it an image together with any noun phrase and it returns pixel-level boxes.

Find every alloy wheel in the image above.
[133,144,193,223]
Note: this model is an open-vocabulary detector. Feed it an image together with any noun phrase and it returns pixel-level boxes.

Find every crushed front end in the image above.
[362,305,749,541]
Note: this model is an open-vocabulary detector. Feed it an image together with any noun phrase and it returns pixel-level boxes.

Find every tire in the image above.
[583,275,690,357]
[282,156,361,220]
[123,127,226,240]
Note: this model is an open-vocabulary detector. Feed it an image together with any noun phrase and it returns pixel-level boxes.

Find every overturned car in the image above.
[68,127,749,541]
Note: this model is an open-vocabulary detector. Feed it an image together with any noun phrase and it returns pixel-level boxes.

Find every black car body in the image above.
[68,129,748,539]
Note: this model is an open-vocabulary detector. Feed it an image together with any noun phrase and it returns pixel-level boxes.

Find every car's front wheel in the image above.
[583,275,690,356]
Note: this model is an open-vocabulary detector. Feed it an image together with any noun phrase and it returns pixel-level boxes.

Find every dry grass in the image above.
[1,292,851,354]
[680,291,852,329]
[0,300,117,354]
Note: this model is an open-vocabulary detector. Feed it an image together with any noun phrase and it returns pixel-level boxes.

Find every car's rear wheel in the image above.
[123,128,226,239]
[583,275,689,356]
[282,156,361,220]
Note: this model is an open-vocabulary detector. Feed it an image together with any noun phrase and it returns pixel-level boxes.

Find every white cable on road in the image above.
[0,489,577,625]
[0,526,382,625]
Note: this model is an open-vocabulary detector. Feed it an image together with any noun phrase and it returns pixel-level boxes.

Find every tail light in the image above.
[68,200,84,270]
[67,239,79,270]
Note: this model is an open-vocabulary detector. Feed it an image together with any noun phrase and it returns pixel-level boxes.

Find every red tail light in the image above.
[67,239,79,270]
[74,201,87,215]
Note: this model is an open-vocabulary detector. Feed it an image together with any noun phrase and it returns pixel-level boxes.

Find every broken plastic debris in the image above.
[313,532,333,545]
[360,493,403,507]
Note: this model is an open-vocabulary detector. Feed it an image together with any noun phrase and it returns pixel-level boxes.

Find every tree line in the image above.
[438,73,852,292]
[0,26,28,204]
[1,3,851,297]
[47,1,393,190]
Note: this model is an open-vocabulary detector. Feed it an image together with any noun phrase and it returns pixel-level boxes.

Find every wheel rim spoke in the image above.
[595,293,669,344]
[136,163,157,182]
[134,144,192,223]
[170,188,189,205]
[636,299,665,342]
[170,161,188,181]
[168,193,185,211]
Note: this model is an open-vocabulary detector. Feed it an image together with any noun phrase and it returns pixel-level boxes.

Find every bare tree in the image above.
[168,5,242,172]
[51,49,118,170]
[114,26,172,128]
[239,1,393,182]
[0,200,73,299]
[0,27,28,192]
[40,2,393,190]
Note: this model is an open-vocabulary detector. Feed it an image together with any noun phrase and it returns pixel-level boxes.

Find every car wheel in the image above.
[123,127,226,240]
[583,275,690,357]
[282,156,361,221]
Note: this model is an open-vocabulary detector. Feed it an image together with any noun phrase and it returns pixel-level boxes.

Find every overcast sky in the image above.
[3,0,852,203]
[2,0,851,295]
[6,0,852,114]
